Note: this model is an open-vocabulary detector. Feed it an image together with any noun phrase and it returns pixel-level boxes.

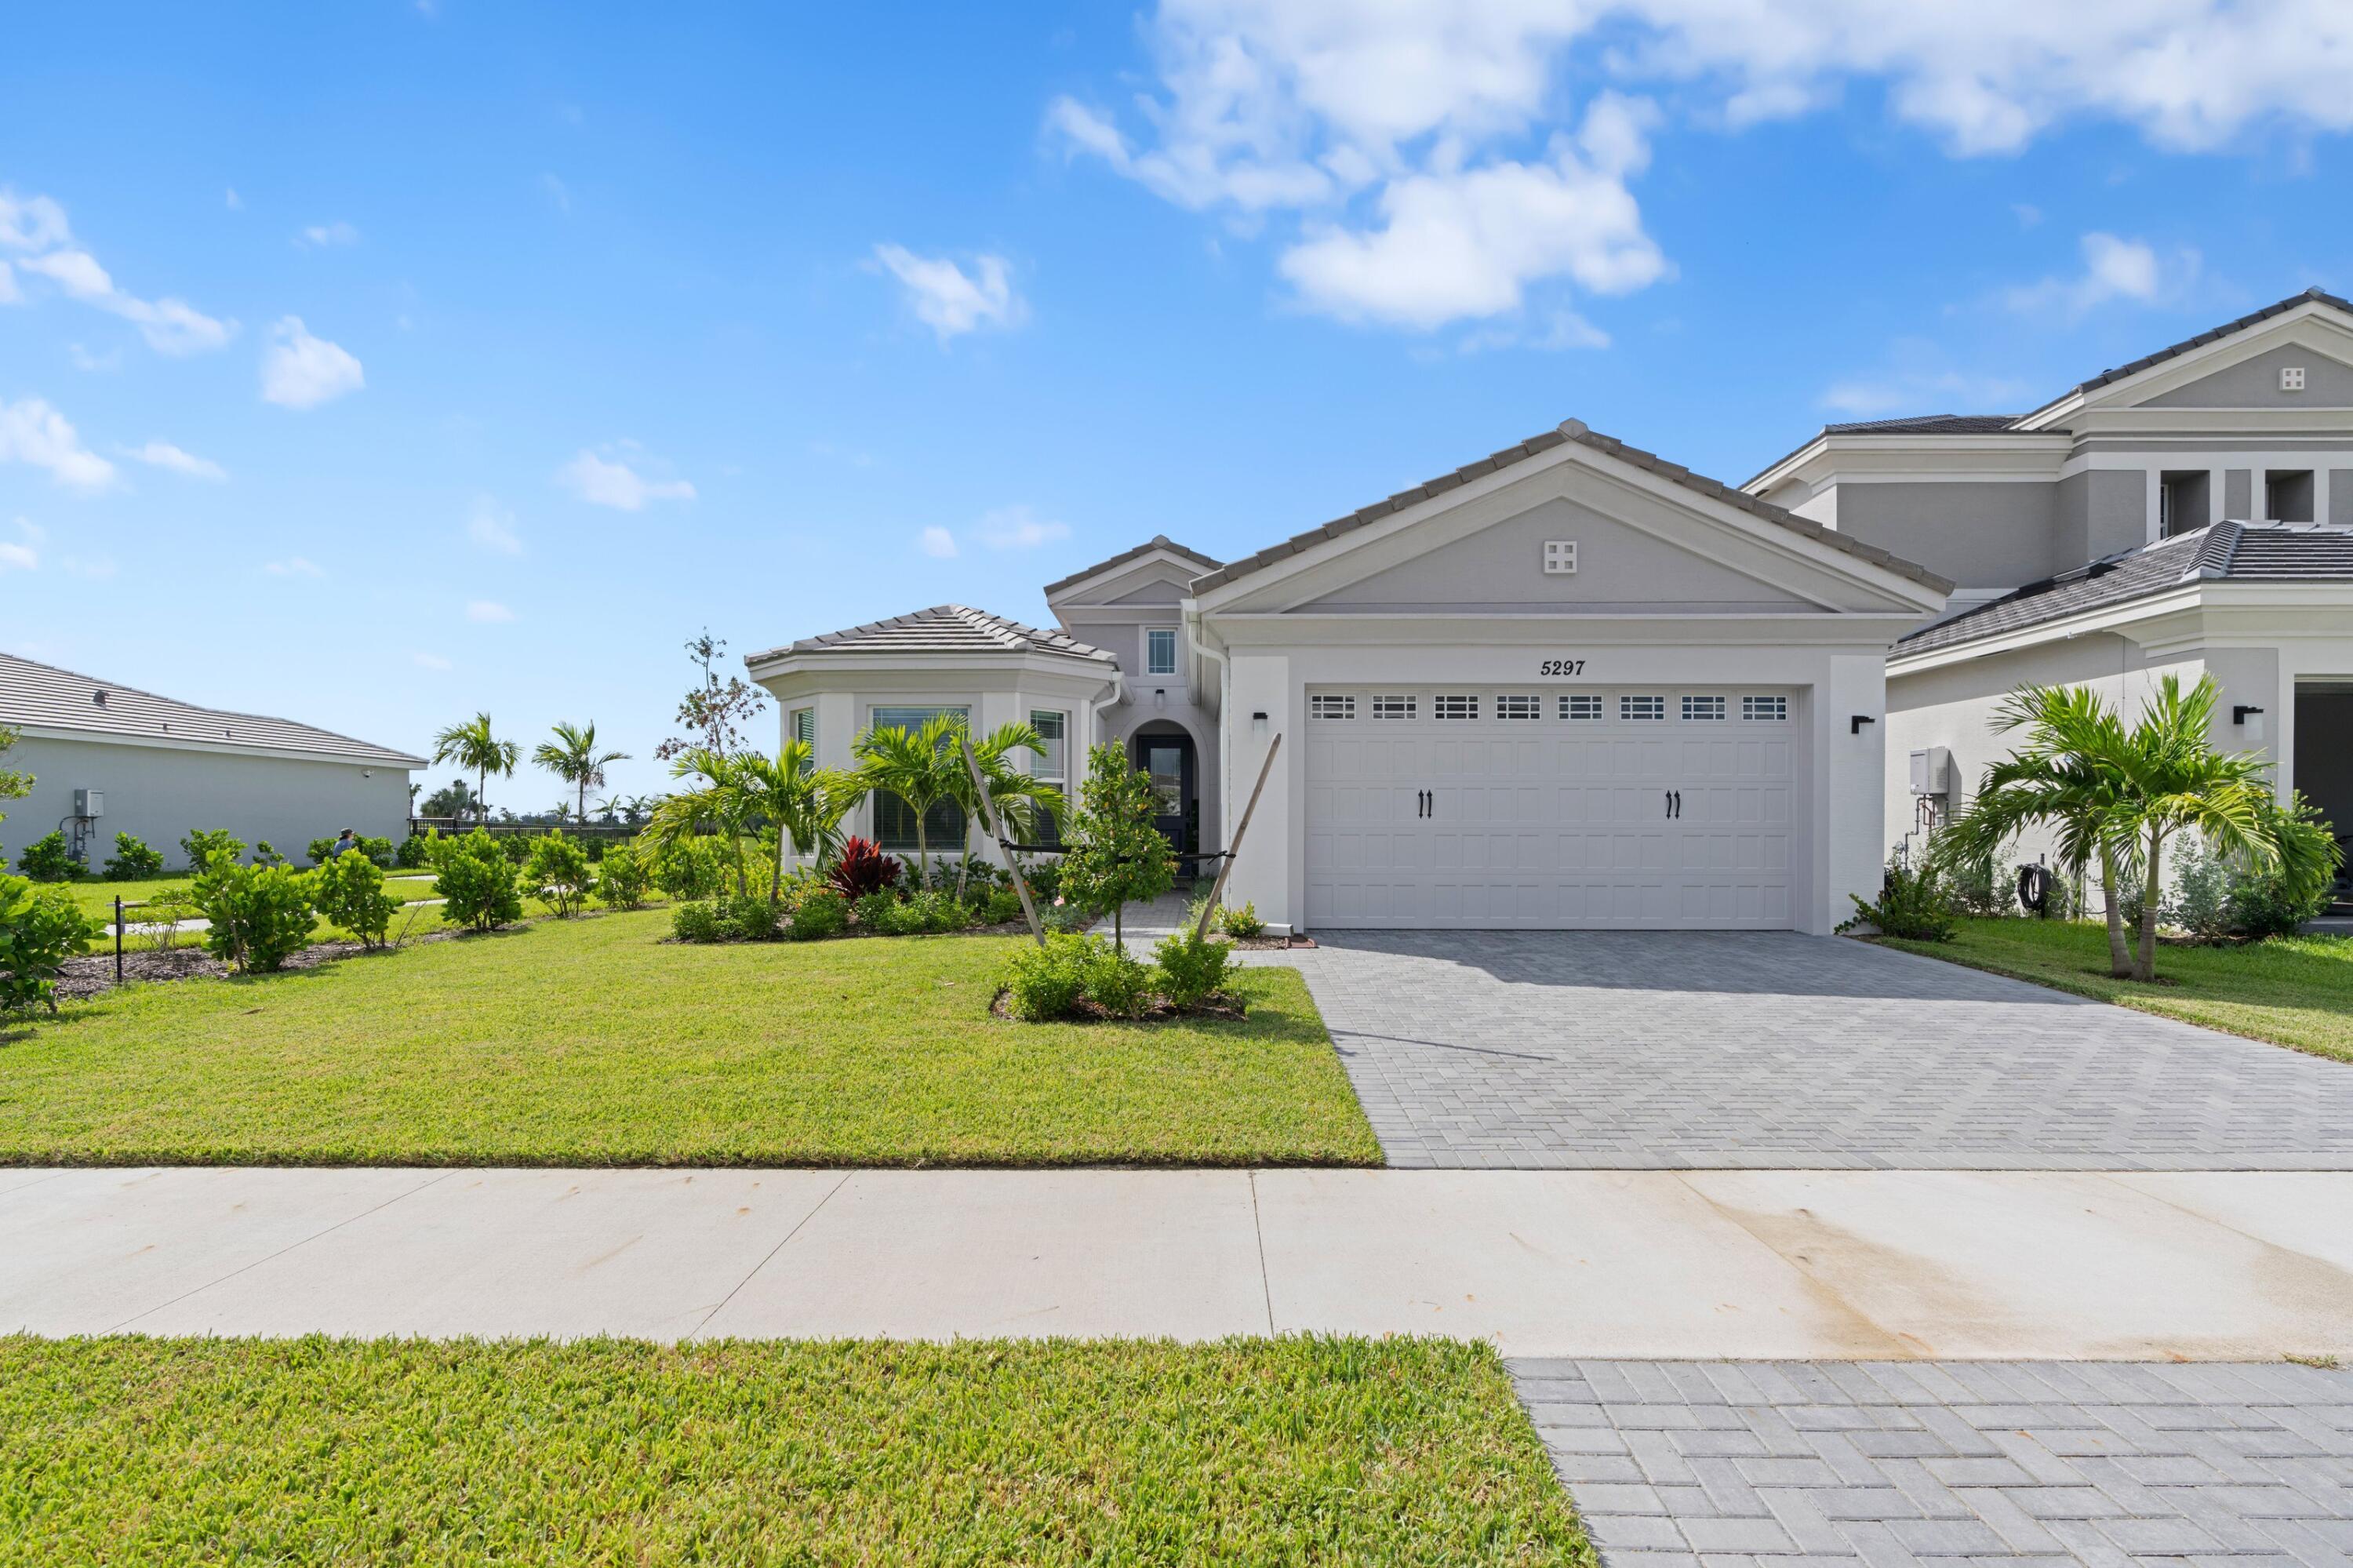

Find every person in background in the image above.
[332,828,360,857]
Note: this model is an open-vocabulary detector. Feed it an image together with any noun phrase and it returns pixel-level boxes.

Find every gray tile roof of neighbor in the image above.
[1188,420,1952,596]
[747,605,1117,665]
[1896,520,2353,657]
[1040,534,1223,598]
[2069,286,2353,395]
[0,651,427,766]
[1820,413,2028,436]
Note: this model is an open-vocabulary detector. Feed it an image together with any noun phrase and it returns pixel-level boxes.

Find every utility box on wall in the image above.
[71,788,104,818]
[1908,747,1952,797]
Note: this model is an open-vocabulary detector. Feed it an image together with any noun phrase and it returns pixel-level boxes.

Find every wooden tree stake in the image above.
[1197,731,1282,942]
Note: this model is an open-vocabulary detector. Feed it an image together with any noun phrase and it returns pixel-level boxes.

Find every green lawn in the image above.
[1878,918,2353,1064]
[1,908,1380,1166]
[0,1336,1586,1566]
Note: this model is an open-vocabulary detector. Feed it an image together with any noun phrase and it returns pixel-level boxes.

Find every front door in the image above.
[1136,735,1195,871]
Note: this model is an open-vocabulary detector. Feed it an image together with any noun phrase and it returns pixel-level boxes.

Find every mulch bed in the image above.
[53,931,457,1002]
[987,989,1249,1024]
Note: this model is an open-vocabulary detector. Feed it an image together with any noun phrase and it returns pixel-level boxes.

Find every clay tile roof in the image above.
[1040,534,1223,598]
[0,650,425,766]
[1895,520,2353,657]
[1188,421,1951,597]
[745,605,1115,666]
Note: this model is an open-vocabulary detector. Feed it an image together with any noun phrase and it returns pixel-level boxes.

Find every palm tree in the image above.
[1934,674,2296,980]
[729,740,859,904]
[431,712,519,824]
[937,719,1064,900]
[646,746,755,897]
[853,714,964,887]
[534,721,631,824]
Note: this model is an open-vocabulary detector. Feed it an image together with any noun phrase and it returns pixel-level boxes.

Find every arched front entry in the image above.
[1129,722,1198,875]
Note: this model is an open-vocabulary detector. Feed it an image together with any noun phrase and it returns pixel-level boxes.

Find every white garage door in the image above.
[1303,686,1798,930]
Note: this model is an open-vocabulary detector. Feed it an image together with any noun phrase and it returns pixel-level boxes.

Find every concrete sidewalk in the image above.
[5,1166,2349,1357]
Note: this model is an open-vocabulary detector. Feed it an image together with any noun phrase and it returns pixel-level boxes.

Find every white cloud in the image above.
[2001,231,2196,317]
[260,316,365,408]
[975,504,1071,550]
[13,247,235,355]
[1819,348,2035,416]
[871,245,1026,342]
[919,526,959,558]
[1049,0,2353,332]
[62,555,115,580]
[555,448,696,510]
[264,556,325,578]
[67,343,121,372]
[0,190,70,250]
[0,519,38,573]
[0,261,16,305]
[0,398,116,492]
[225,187,242,211]
[297,220,360,248]
[1458,307,1613,355]
[123,440,227,482]
[467,497,523,555]
[413,651,453,671]
[540,173,571,213]
[466,599,516,624]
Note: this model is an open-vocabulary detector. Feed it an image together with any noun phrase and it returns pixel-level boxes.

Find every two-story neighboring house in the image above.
[1745,287,2353,889]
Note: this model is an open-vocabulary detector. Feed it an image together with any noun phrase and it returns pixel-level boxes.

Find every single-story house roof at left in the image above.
[0,651,425,766]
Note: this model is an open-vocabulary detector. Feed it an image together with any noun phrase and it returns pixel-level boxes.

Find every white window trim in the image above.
[1144,626,1180,677]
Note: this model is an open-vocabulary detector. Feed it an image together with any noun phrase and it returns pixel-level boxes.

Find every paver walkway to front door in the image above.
[1267,931,2353,1171]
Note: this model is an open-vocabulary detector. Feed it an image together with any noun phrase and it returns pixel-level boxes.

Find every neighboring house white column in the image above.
[1220,653,1293,933]
[1818,653,1888,937]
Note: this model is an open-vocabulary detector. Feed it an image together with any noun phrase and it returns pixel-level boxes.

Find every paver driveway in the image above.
[1510,1357,2353,1568]
[1275,931,2353,1170]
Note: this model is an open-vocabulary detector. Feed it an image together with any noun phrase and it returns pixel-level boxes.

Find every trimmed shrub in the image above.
[307,837,340,868]
[429,829,525,933]
[253,841,287,868]
[722,891,780,940]
[1018,860,1062,903]
[180,828,246,871]
[829,836,901,902]
[1220,900,1265,940]
[1078,939,1154,1019]
[140,884,199,951]
[2229,793,2340,939]
[981,888,1024,925]
[1948,851,2013,919]
[499,833,533,865]
[191,860,318,973]
[522,831,595,919]
[359,835,395,868]
[595,841,652,910]
[312,853,399,948]
[103,832,165,882]
[0,873,100,1013]
[17,831,81,882]
[998,932,1093,1020]
[671,900,729,943]
[395,831,435,869]
[647,834,733,901]
[1841,857,1958,941]
[853,890,899,931]
[1152,929,1234,1010]
[2168,840,2234,943]
[788,887,848,940]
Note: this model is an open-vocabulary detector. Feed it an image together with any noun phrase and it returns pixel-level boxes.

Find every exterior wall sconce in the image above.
[1851,715,1875,735]
[2233,705,2264,725]
[1251,711,1269,739]
[1155,688,1166,710]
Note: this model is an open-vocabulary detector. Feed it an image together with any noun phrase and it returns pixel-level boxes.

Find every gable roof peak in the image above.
[1039,534,1224,598]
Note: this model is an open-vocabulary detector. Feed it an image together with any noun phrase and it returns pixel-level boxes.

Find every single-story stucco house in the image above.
[0,651,423,871]
[751,288,2353,936]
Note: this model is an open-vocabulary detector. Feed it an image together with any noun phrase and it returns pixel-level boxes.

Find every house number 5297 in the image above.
[1538,659,1586,676]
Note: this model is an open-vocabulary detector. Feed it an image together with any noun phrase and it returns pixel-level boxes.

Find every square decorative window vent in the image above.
[1543,540,1578,574]
[2282,366,2307,391]
[1742,695,1788,721]
[1433,693,1478,720]
[1621,694,1666,721]
[1309,693,1355,720]
[1370,694,1417,720]
[1561,694,1603,720]
[1496,694,1540,720]
[1682,695,1728,721]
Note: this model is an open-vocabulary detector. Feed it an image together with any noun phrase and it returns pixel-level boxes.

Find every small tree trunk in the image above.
[915,813,929,893]
[2097,845,2133,978]
[2135,831,2166,983]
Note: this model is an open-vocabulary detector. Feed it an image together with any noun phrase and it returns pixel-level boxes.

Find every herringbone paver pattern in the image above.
[1266,932,2353,1170]
[1510,1359,2353,1568]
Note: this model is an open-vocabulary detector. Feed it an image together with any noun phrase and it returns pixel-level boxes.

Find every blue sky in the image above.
[5,2,2349,805]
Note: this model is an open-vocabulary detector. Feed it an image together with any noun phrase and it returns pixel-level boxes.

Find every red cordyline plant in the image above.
[827,836,901,901]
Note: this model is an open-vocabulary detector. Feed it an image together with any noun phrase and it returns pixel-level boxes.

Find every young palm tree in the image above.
[852,714,964,887]
[431,712,520,824]
[729,740,859,904]
[937,719,1064,900]
[646,746,755,897]
[534,721,631,824]
[1934,674,2293,981]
